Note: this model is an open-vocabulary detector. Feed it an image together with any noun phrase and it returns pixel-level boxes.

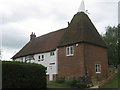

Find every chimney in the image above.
[30,32,36,41]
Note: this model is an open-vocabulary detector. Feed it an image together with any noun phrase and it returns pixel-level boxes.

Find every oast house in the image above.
[12,2,108,81]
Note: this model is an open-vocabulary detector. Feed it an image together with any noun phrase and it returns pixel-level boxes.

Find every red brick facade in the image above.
[84,44,108,78]
[58,44,85,79]
[58,43,108,80]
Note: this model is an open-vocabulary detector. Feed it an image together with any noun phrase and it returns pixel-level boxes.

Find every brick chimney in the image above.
[30,32,36,41]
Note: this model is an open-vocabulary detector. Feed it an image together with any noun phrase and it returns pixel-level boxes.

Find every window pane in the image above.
[96,68,98,72]
[70,47,72,54]
[50,51,54,56]
[95,64,101,73]
[38,56,40,59]
[42,55,44,59]
[70,46,74,54]
[67,47,69,55]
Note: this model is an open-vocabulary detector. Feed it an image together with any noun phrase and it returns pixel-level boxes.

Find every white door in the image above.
[49,66,53,81]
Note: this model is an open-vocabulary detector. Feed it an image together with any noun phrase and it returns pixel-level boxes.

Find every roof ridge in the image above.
[37,28,67,39]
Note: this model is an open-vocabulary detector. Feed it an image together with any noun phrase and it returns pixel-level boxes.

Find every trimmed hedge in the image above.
[2,61,46,89]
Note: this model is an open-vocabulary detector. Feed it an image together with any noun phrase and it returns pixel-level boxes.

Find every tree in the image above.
[102,25,119,66]
[118,25,120,65]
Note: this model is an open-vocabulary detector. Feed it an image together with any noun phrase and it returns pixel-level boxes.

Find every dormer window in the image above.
[66,46,74,56]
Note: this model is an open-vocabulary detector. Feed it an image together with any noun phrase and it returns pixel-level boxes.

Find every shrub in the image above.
[2,61,46,89]
[66,76,91,88]
[66,79,78,87]
[56,76,65,83]
[76,84,88,89]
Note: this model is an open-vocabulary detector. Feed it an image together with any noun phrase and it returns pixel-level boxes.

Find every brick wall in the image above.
[84,44,108,79]
[58,43,108,80]
[58,43,86,80]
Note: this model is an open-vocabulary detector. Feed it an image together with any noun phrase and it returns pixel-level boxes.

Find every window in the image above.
[50,51,54,56]
[38,55,44,61]
[38,56,40,59]
[21,57,23,62]
[49,63,55,65]
[66,46,74,56]
[95,64,101,73]
[41,55,44,61]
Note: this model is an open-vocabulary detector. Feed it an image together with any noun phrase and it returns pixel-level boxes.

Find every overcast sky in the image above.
[0,0,119,60]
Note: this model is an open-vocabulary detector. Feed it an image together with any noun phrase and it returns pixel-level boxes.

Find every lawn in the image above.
[102,76,119,88]
[47,81,75,88]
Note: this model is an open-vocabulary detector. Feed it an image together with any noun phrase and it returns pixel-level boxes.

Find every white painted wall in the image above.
[14,49,58,76]
[34,50,58,75]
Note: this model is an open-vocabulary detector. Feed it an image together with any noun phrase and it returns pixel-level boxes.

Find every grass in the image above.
[102,76,119,88]
[47,81,76,88]
[45,88,56,90]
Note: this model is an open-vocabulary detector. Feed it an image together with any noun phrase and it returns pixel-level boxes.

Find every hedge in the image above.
[2,61,46,89]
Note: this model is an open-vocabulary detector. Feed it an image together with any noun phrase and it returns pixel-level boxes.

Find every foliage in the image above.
[66,79,79,87]
[47,81,73,88]
[55,76,91,89]
[56,76,65,83]
[102,25,119,66]
[102,76,119,88]
[118,25,120,65]
[2,61,46,89]
[66,76,90,88]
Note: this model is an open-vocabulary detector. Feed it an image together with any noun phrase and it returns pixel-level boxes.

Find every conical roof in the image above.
[58,12,106,48]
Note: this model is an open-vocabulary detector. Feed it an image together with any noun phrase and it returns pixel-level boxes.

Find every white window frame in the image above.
[95,64,101,73]
[41,55,44,61]
[38,55,44,61]
[50,51,54,56]
[38,56,40,59]
[66,46,74,56]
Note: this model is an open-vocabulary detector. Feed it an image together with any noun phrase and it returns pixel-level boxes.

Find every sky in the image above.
[0,0,119,60]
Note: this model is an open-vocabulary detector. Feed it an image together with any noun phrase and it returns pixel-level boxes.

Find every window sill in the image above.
[66,54,74,57]
[96,72,101,74]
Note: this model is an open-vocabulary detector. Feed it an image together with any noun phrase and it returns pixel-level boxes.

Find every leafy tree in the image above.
[102,25,119,66]
[118,24,120,65]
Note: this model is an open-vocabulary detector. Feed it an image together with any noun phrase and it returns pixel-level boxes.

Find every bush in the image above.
[66,76,91,88]
[76,84,88,89]
[66,79,79,87]
[2,61,46,89]
[56,76,65,83]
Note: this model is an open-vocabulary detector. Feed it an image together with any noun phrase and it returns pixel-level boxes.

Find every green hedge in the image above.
[2,61,46,89]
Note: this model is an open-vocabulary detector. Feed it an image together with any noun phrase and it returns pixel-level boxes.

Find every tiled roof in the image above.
[12,12,106,59]
[12,29,66,59]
